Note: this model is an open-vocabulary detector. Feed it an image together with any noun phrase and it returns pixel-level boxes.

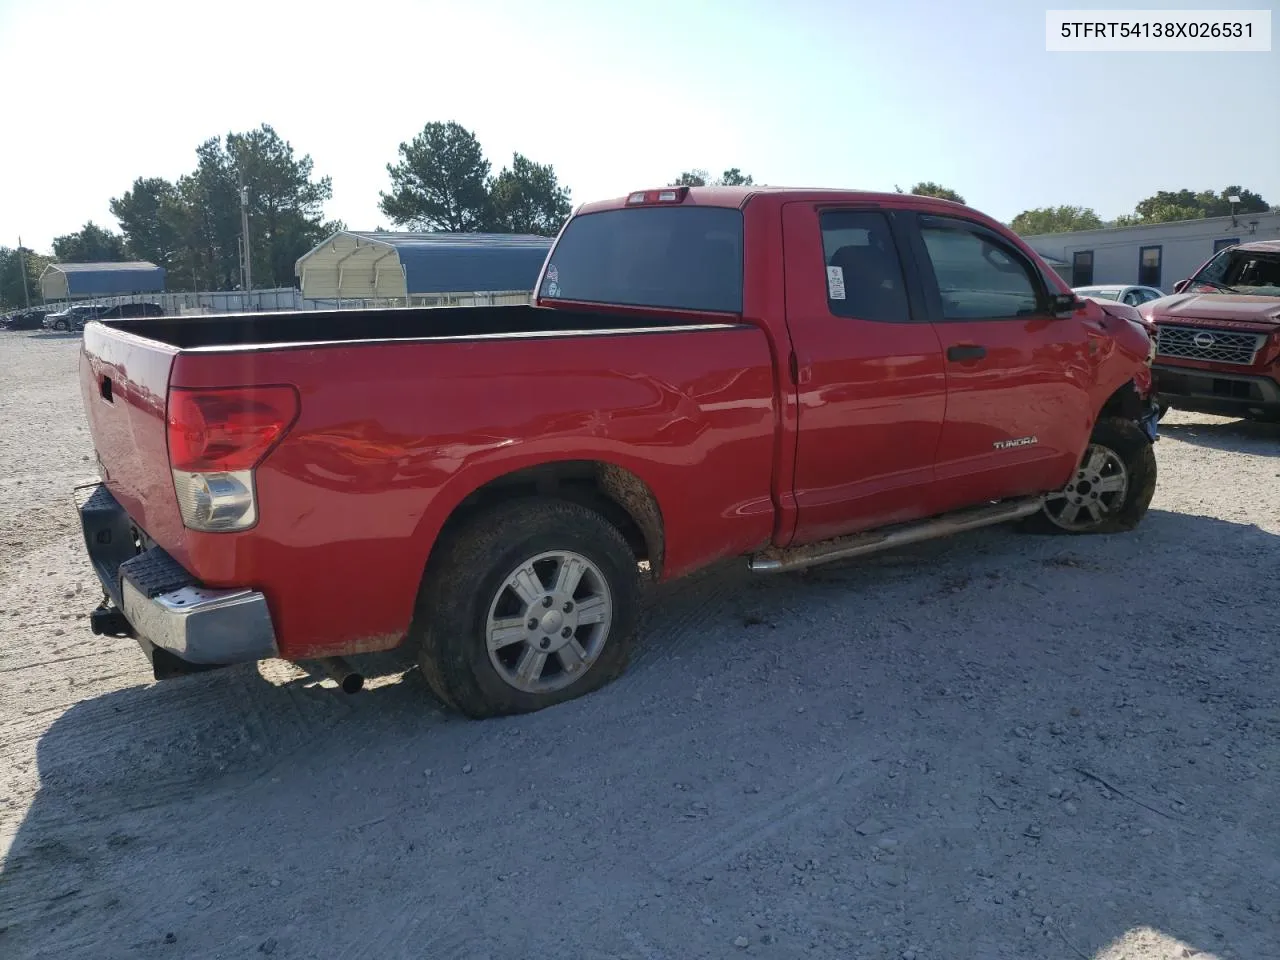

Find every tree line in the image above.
[2,115,1274,310]
[3,124,340,302]
[1,120,582,305]
[1010,187,1272,235]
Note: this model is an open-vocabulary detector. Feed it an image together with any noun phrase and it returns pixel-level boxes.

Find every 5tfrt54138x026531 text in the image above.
[1045,9,1272,51]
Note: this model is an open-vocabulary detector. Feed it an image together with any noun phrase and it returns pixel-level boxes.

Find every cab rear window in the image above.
[540,206,744,313]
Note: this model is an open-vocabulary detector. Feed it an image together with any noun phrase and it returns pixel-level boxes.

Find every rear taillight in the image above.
[166,386,298,532]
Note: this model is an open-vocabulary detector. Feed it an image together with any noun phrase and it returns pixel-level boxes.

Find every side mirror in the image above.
[1050,292,1083,318]
[1172,279,1190,294]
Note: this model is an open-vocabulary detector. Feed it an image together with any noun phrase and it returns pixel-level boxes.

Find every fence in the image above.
[30,288,534,316]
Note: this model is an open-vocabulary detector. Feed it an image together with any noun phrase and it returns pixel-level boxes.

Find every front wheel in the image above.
[413,497,640,719]
[1022,417,1157,535]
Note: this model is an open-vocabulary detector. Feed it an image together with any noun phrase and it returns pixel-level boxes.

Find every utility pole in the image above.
[16,236,31,308]
[238,169,253,294]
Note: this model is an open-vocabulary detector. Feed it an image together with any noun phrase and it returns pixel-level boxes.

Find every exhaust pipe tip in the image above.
[315,656,364,694]
[339,672,364,695]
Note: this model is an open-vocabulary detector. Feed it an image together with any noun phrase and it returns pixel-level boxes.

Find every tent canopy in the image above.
[295,231,553,300]
[40,261,166,300]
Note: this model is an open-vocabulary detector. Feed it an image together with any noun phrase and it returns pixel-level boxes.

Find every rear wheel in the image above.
[413,497,640,719]
[1022,417,1156,535]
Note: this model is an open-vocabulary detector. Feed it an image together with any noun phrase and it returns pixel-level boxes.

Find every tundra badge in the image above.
[993,436,1038,450]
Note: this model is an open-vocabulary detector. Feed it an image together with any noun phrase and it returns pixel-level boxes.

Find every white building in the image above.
[1023,210,1280,293]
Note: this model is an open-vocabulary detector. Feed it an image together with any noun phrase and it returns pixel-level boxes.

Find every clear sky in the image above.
[1,0,1276,252]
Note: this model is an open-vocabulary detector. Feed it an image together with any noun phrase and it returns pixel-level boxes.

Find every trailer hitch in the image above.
[89,597,135,638]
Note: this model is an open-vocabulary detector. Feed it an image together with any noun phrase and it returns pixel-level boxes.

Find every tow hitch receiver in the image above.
[90,600,134,638]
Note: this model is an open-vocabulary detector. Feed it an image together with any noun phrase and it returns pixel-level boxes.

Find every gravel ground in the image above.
[1,329,1278,960]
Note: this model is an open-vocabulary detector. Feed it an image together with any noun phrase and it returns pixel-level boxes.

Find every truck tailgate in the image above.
[79,323,185,550]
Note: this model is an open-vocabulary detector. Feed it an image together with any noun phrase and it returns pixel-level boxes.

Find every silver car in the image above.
[1072,284,1166,307]
[43,304,108,332]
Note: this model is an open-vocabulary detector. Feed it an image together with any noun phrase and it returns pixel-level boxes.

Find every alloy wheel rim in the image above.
[1043,443,1129,531]
[485,550,613,694]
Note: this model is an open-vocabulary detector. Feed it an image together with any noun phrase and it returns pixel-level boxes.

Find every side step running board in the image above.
[748,497,1045,574]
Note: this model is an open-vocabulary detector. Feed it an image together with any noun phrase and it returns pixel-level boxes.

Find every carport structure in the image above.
[295,231,554,307]
[40,261,166,301]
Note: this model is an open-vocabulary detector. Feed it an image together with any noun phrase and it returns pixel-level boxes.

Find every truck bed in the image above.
[80,306,781,661]
[105,304,723,350]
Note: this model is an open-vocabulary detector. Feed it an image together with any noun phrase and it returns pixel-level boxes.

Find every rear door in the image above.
[782,202,947,544]
[905,212,1093,509]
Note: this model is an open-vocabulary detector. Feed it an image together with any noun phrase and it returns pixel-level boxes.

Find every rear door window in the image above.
[819,209,911,323]
[541,206,743,313]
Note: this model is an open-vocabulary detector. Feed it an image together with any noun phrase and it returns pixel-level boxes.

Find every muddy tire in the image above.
[1021,417,1157,535]
[412,497,640,719]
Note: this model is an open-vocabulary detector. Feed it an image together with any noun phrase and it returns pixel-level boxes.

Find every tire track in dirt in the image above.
[651,750,877,881]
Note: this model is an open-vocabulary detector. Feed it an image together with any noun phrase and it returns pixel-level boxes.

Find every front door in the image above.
[907,212,1094,510]
[782,202,947,545]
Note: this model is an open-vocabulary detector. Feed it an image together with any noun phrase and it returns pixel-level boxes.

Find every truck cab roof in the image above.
[576,185,976,216]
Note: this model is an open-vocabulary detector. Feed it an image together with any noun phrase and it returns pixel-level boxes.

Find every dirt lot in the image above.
[1,329,1277,960]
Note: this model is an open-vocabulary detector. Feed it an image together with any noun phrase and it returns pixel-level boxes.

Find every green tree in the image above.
[0,244,52,310]
[109,125,337,291]
[717,168,754,186]
[671,169,709,187]
[670,168,756,187]
[1010,205,1105,235]
[1212,186,1270,216]
[51,221,127,262]
[109,177,185,271]
[174,137,244,290]
[226,124,338,287]
[488,152,572,236]
[1133,201,1203,224]
[897,181,966,204]
[380,121,493,231]
[1127,186,1270,224]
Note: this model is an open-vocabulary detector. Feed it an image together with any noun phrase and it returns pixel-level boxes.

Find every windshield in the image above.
[1189,248,1280,297]
[540,206,744,313]
[1080,288,1122,300]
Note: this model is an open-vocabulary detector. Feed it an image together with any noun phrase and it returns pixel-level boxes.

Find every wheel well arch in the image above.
[428,460,666,580]
[1097,379,1146,422]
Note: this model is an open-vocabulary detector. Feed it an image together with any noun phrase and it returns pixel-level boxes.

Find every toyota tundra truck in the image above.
[74,186,1160,719]
[1141,239,1280,422]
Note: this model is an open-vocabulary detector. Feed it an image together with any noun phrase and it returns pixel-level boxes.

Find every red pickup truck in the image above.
[1141,238,1280,422]
[75,186,1159,718]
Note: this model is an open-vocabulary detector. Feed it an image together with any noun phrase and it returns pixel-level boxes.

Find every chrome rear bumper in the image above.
[76,483,278,671]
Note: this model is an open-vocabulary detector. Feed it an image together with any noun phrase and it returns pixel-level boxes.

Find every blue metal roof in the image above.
[45,261,166,296]
[350,232,553,295]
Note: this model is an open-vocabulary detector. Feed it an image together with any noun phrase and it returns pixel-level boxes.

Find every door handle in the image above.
[947,344,986,362]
